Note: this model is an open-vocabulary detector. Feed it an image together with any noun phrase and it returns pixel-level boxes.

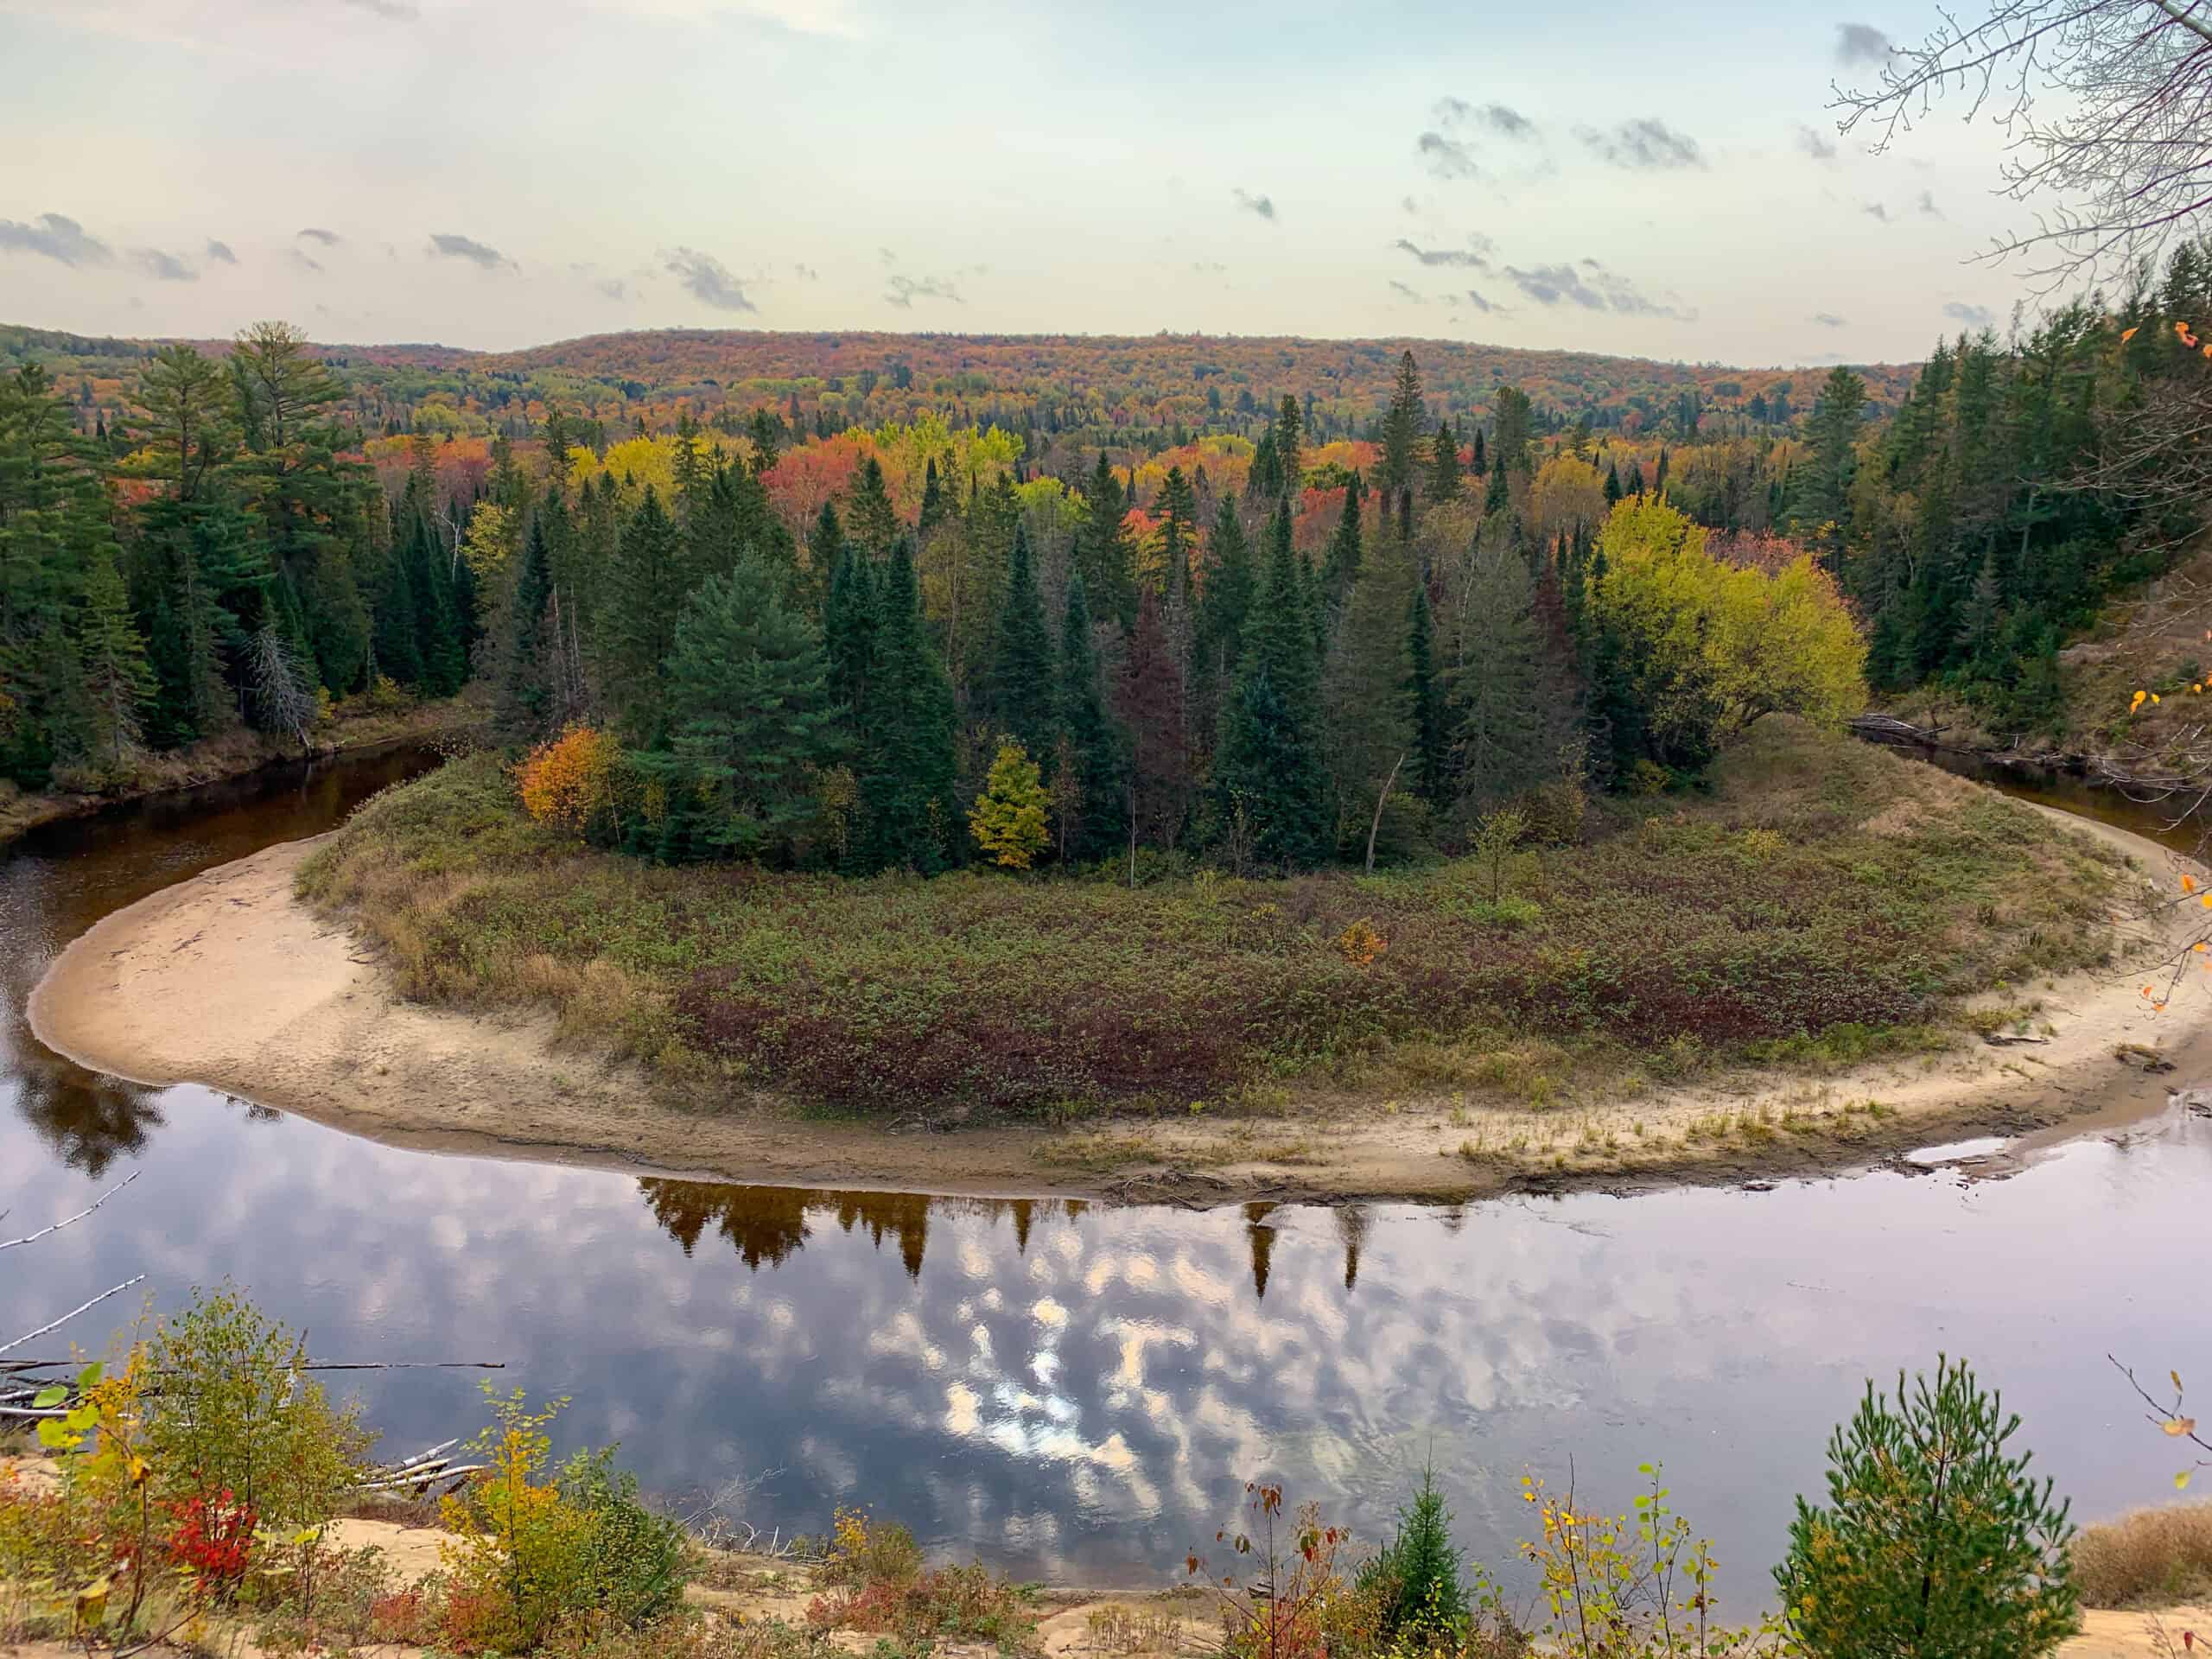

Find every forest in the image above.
[3,246,2208,869]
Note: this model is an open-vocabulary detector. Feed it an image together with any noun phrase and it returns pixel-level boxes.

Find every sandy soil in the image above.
[26,804,2212,1205]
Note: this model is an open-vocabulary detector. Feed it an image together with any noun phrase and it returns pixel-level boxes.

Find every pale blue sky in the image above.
[1,0,2033,365]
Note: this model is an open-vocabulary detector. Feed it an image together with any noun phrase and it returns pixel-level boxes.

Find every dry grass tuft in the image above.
[2074,1503,2212,1609]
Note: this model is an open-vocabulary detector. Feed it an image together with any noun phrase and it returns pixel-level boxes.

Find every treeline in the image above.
[0,322,477,790]
[1784,250,2212,729]
[500,353,1861,874]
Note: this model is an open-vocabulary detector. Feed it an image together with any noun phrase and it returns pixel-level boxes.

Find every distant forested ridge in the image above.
[3,280,2200,859]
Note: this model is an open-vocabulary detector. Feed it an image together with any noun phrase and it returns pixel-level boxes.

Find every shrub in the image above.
[2071,1503,2212,1609]
[555,1446,690,1627]
[821,1507,923,1589]
[438,1386,690,1652]
[518,726,626,840]
[1188,1484,1368,1659]
[143,1285,372,1529]
[1360,1465,1469,1648]
[1520,1465,1780,1656]
[1775,1357,2079,1658]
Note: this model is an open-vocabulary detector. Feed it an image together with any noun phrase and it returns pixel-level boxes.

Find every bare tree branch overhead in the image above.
[1835,0,2212,284]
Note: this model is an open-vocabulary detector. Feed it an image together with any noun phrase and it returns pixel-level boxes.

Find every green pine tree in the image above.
[1776,1357,2079,1659]
[1216,505,1330,868]
[658,556,842,863]
[1427,417,1462,502]
[982,523,1058,760]
[854,538,958,873]
[1380,351,1425,497]
[598,485,687,743]
[77,549,156,768]
[1055,573,1125,863]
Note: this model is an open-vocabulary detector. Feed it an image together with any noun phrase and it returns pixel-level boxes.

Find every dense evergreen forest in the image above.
[3,253,2207,868]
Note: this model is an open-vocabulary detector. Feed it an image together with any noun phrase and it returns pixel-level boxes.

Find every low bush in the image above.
[2072,1503,2212,1610]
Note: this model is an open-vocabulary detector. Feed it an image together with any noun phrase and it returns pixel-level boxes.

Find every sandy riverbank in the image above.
[25,794,2212,1205]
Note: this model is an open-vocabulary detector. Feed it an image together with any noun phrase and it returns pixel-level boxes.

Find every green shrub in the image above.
[556,1447,690,1627]
[143,1285,373,1529]
[1359,1465,1469,1646]
[1775,1357,2079,1658]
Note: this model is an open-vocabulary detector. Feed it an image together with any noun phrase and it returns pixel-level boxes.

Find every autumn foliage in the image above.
[515,726,621,838]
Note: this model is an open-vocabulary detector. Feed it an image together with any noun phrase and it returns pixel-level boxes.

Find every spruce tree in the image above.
[1407,582,1448,809]
[1380,351,1424,497]
[598,485,686,743]
[823,542,880,733]
[1216,507,1330,868]
[496,515,556,742]
[77,549,156,768]
[1056,574,1124,863]
[1074,452,1136,626]
[1190,500,1255,750]
[1364,1465,1468,1645]
[1427,417,1463,502]
[847,455,899,556]
[1321,476,1364,608]
[855,539,958,873]
[1276,392,1303,497]
[981,523,1058,760]
[1154,465,1198,603]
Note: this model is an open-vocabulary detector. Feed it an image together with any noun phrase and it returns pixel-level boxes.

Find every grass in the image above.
[2073,1503,2212,1610]
[297,718,2127,1126]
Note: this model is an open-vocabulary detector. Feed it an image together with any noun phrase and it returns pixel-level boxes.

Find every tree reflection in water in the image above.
[639,1178,1372,1296]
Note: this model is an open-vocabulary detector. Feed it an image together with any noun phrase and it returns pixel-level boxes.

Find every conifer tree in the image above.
[77,550,156,767]
[855,539,959,873]
[1427,417,1462,502]
[657,556,841,862]
[496,515,556,742]
[1365,1465,1469,1645]
[1324,533,1417,851]
[1115,586,1190,852]
[918,454,945,534]
[1321,476,1364,608]
[1276,393,1303,497]
[1190,500,1255,750]
[1154,465,1198,604]
[1216,505,1330,867]
[1055,574,1124,863]
[847,455,899,556]
[1380,351,1425,497]
[1450,539,1567,814]
[823,542,880,732]
[1074,452,1136,626]
[1407,582,1448,809]
[599,485,686,742]
[981,523,1058,760]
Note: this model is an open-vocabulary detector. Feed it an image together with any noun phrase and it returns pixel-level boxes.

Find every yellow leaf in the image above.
[2186,874,2197,893]
[2167,1417,2198,1436]
[2180,1471,2195,1491]
[2122,326,2140,342]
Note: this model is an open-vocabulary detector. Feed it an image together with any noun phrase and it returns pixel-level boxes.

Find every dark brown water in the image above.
[3,750,2209,1602]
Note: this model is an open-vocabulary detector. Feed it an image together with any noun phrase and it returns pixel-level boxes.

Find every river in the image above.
[3,747,2206,1603]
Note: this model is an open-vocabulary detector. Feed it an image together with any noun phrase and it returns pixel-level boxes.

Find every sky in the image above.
[0,0,2042,368]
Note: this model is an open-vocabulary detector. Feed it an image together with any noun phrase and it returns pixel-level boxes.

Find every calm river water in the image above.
[3,748,2207,1601]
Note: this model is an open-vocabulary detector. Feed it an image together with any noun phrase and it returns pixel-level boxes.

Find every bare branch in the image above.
[0,1275,148,1360]
[0,1171,139,1253]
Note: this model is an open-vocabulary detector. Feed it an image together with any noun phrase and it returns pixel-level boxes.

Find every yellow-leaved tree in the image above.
[1590,496,1866,767]
[969,739,1049,869]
